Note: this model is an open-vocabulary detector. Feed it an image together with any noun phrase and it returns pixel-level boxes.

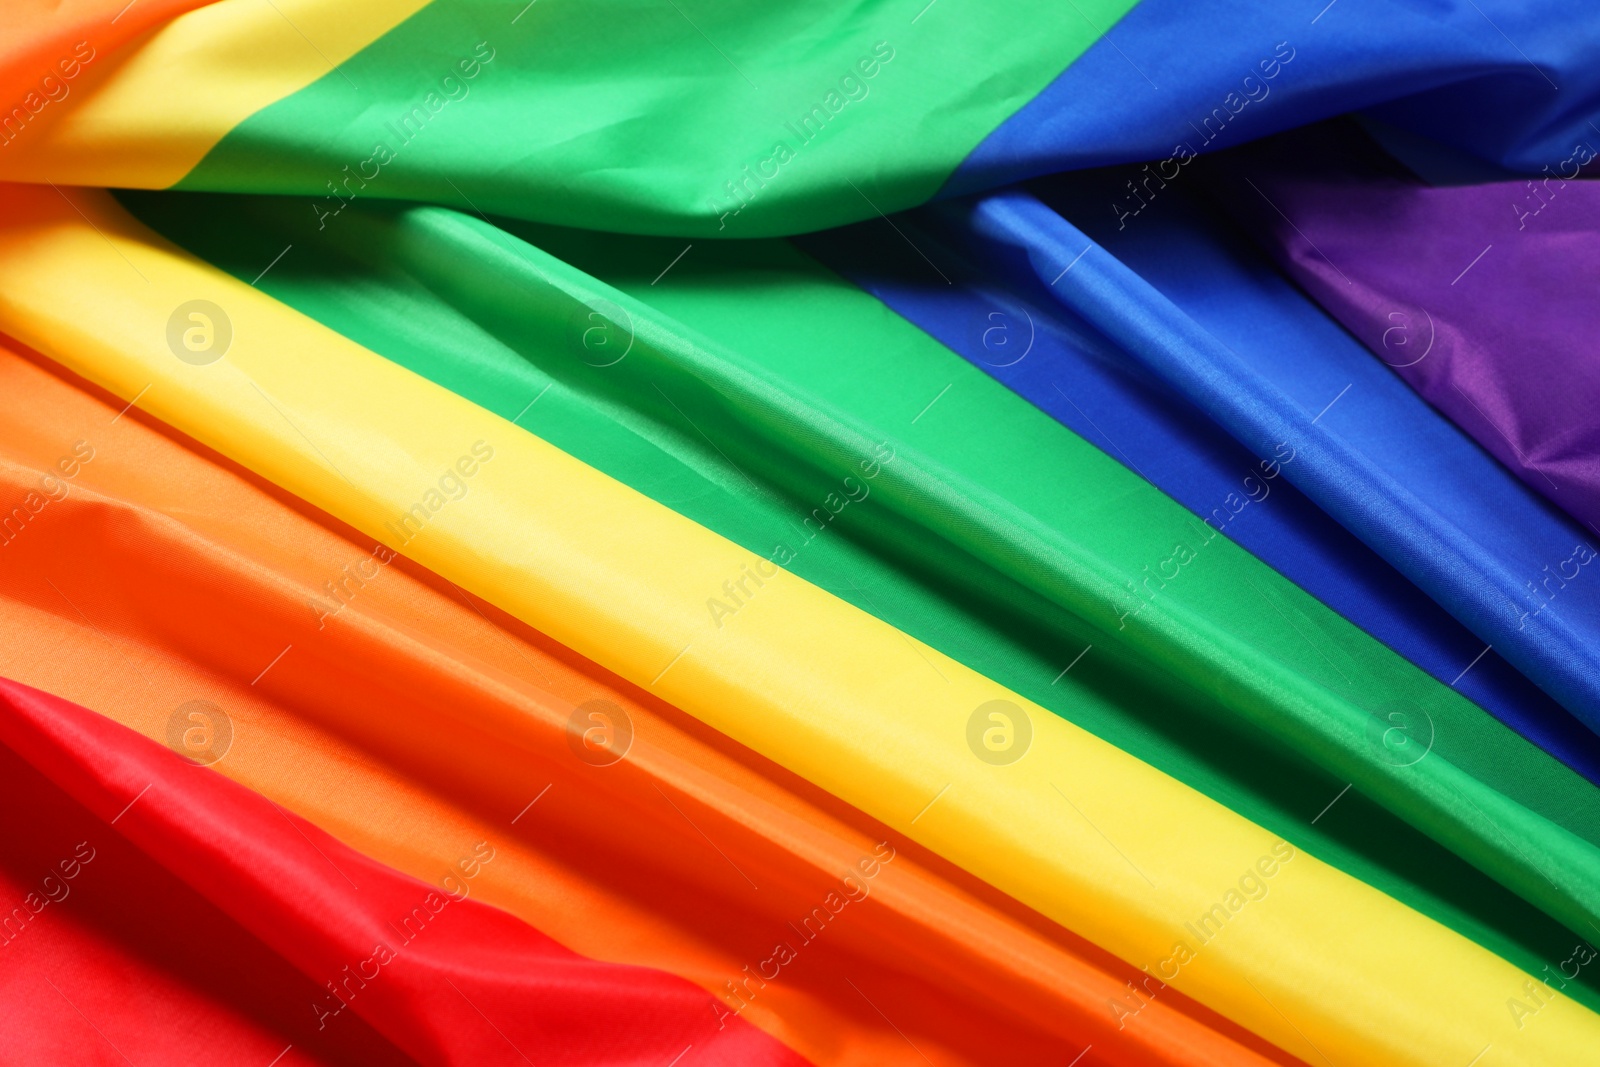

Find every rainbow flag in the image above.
[1,3,1597,1064]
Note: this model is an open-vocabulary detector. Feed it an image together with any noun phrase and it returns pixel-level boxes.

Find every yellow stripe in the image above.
[0,184,1592,1066]
[0,0,428,188]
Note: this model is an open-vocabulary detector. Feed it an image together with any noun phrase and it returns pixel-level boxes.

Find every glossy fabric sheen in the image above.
[952,181,1600,744]
[0,342,1260,1067]
[800,190,1600,787]
[0,0,428,188]
[0,0,214,119]
[4,188,1592,1064]
[950,0,1600,199]
[186,0,1140,236]
[1209,123,1600,548]
[947,183,1600,934]
[0,716,407,1066]
[120,186,1600,1017]
[0,678,799,1066]
[1,0,1132,235]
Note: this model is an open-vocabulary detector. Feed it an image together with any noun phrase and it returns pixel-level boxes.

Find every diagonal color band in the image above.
[0,0,428,188]
[0,184,1593,1066]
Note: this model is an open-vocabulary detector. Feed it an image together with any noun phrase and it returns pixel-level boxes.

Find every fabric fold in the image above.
[0,1,214,122]
[0,676,805,1066]
[0,727,408,1066]
[942,185,1600,937]
[0,337,1272,1067]
[798,188,1600,788]
[1,185,1597,1065]
[1204,121,1600,546]
[947,0,1600,200]
[10,1,1600,237]
[947,177,1600,735]
[0,0,1133,235]
[119,185,1600,1015]
[0,0,428,188]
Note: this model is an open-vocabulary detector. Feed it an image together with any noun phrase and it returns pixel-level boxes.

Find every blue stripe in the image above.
[945,0,1599,200]
[799,169,1600,782]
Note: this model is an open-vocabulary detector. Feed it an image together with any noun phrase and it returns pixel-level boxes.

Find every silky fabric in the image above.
[0,342,1267,1067]
[0,0,430,189]
[947,179,1600,744]
[4,188,1599,1064]
[797,177,1600,785]
[1206,121,1600,545]
[10,0,1600,242]
[119,185,1600,1009]
[0,1,215,122]
[806,195,1600,790]
[0,725,408,1067]
[949,0,1600,201]
[0,678,803,1066]
[0,0,1132,235]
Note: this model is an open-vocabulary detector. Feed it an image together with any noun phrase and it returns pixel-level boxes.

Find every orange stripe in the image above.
[0,0,430,187]
[0,1,212,124]
[0,336,1295,1067]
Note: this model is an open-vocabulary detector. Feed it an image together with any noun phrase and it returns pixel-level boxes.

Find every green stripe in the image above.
[122,188,1600,1012]
[175,0,1135,236]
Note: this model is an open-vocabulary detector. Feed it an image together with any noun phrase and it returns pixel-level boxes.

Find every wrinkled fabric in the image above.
[801,171,1600,783]
[1,181,1592,1066]
[112,183,1600,1001]
[0,0,1131,235]
[6,183,1590,1062]
[0,0,213,111]
[8,1,1600,236]
[0,677,803,1066]
[932,178,1600,741]
[0,337,1260,1067]
[1206,121,1600,545]
[2,2,1599,1062]
[950,0,1600,201]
